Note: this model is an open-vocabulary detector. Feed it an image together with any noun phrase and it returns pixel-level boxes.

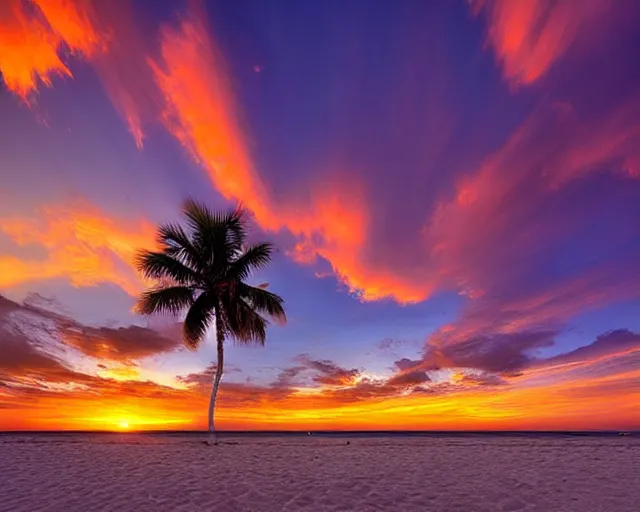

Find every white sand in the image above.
[1,434,638,512]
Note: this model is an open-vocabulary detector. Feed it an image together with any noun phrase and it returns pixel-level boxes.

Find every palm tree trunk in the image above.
[208,313,224,444]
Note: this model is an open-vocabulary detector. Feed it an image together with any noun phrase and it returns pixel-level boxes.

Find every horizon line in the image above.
[1,429,637,435]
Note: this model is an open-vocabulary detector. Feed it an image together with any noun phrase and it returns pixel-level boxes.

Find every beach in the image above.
[1,434,638,512]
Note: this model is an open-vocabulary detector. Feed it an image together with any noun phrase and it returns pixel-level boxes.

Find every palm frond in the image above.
[135,286,194,315]
[230,300,268,345]
[135,200,285,354]
[225,203,248,252]
[157,222,204,272]
[135,250,201,285]
[239,283,286,325]
[183,292,215,349]
[182,198,247,270]
[229,243,273,281]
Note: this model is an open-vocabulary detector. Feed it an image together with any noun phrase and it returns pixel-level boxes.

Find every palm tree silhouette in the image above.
[135,199,286,443]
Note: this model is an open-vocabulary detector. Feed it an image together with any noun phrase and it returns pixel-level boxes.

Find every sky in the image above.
[0,0,639,431]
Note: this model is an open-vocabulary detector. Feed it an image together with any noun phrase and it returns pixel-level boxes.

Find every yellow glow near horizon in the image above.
[0,360,637,431]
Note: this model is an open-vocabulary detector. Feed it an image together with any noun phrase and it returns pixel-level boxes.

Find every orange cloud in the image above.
[31,0,104,56]
[282,185,414,302]
[150,8,269,220]
[471,0,609,85]
[149,5,429,303]
[0,201,156,294]
[0,0,71,100]
[0,0,107,101]
[0,0,149,147]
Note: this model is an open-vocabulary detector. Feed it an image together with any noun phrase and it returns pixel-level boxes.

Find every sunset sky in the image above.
[1,0,639,431]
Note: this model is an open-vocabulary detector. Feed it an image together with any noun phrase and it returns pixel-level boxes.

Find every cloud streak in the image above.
[148,6,399,302]
[0,0,154,147]
[62,325,181,362]
[0,0,86,100]
[470,0,611,86]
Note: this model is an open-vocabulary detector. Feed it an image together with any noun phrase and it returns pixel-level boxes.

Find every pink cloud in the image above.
[471,0,611,86]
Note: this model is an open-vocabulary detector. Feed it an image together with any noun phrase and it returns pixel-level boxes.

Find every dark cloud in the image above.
[0,320,192,409]
[227,380,295,405]
[386,370,431,387]
[63,324,182,362]
[176,365,295,406]
[177,363,242,387]
[411,386,437,395]
[424,330,557,373]
[0,294,71,329]
[0,330,91,385]
[0,293,188,410]
[0,295,23,314]
[377,338,416,352]
[321,368,435,404]
[177,363,217,387]
[326,374,432,404]
[271,366,306,388]
[459,372,508,387]
[22,293,70,317]
[394,357,424,371]
[176,353,433,407]
[542,329,640,366]
[1,294,183,365]
[377,338,400,351]
[294,354,360,386]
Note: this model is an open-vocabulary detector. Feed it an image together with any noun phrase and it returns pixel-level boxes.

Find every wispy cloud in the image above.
[62,325,181,362]
[0,200,156,294]
[470,0,611,85]
[0,0,101,100]
[147,5,400,302]
[0,0,153,147]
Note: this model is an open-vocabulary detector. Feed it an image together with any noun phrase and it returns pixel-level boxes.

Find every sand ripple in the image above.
[1,435,638,511]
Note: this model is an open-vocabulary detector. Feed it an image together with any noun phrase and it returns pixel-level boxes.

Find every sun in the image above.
[118,421,129,429]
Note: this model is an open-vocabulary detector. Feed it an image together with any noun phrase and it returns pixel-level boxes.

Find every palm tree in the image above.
[134,199,286,443]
